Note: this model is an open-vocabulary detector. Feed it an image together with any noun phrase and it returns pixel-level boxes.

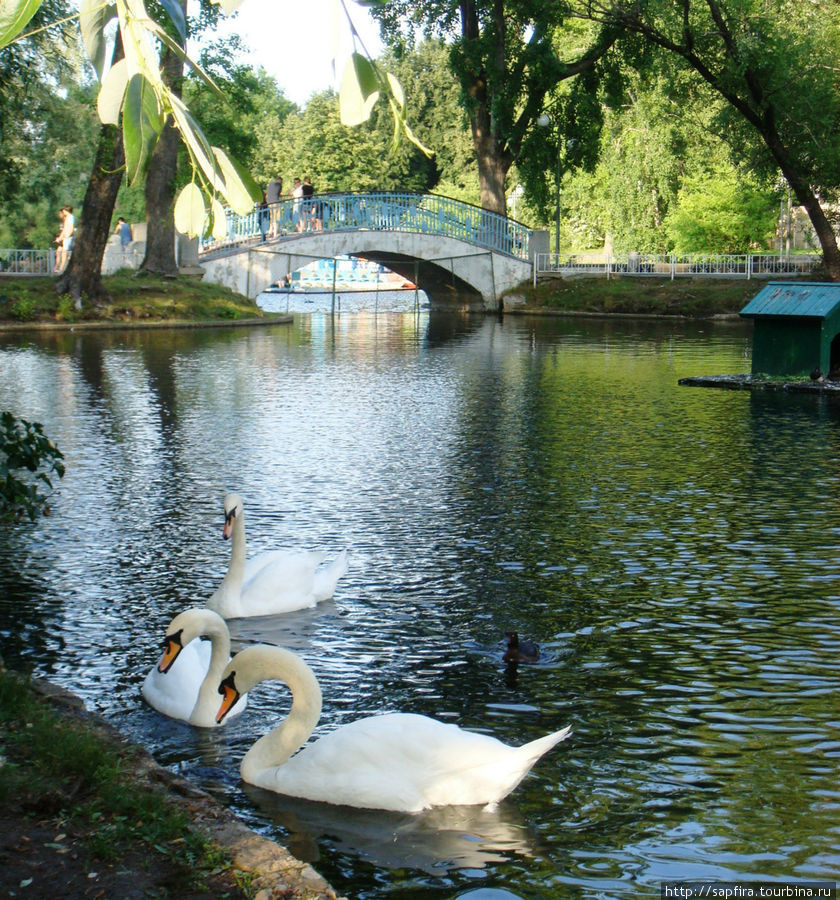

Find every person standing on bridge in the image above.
[258,193,270,242]
[291,177,303,232]
[301,176,315,231]
[266,175,283,237]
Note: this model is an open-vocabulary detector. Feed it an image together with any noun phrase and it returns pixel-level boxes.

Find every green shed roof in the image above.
[740,282,840,319]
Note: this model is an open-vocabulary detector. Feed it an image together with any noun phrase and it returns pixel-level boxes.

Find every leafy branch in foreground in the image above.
[2,0,429,241]
[0,412,65,522]
[337,0,432,156]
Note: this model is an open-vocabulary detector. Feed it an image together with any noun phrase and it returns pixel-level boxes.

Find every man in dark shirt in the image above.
[301,177,315,231]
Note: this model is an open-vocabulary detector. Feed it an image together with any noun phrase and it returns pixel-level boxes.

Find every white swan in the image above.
[216,644,572,812]
[205,493,348,620]
[142,608,247,727]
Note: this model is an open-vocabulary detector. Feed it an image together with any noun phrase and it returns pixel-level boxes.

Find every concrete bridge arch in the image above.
[199,230,536,311]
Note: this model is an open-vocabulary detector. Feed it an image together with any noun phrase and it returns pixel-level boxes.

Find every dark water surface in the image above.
[1,313,838,899]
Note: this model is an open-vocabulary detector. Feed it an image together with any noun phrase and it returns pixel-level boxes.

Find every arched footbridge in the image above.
[197,192,546,311]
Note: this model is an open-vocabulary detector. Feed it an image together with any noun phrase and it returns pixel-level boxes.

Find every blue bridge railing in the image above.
[199,191,532,261]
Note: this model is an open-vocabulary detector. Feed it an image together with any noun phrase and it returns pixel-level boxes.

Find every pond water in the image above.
[258,286,427,315]
[1,312,838,899]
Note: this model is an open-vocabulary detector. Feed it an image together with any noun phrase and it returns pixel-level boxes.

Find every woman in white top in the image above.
[54,206,75,272]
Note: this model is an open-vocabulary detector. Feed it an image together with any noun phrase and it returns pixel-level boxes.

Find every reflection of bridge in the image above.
[197,192,544,310]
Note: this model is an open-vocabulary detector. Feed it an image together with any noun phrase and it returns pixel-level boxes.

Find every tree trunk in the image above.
[460,0,511,216]
[55,121,124,307]
[769,143,840,279]
[466,65,509,214]
[474,142,509,215]
[809,206,840,280]
[55,36,125,307]
[138,21,185,277]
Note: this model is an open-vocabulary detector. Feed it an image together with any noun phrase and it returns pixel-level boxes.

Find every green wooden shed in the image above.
[739,281,840,377]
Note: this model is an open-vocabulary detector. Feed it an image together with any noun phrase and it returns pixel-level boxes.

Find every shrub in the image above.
[0,412,65,522]
[56,296,76,321]
[9,298,35,321]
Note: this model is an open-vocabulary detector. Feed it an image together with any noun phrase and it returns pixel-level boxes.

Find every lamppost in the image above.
[537,113,562,255]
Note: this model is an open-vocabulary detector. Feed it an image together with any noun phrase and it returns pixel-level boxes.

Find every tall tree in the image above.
[137,0,187,277]
[372,0,618,214]
[574,0,840,278]
[55,36,126,305]
[543,59,781,254]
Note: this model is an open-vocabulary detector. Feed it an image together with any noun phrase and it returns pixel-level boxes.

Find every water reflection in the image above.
[244,787,540,876]
[1,313,839,899]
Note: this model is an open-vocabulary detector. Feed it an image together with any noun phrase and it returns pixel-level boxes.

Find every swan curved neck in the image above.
[227,510,247,583]
[237,646,322,782]
[207,509,246,615]
[190,616,234,725]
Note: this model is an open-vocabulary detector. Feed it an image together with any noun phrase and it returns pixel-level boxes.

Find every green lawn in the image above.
[508,273,827,317]
[0,272,278,325]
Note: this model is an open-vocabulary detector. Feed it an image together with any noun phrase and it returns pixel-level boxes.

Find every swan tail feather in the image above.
[517,725,572,764]
[312,549,349,603]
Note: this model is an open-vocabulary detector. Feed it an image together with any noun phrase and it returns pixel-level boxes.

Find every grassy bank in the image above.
[508,273,828,317]
[0,665,249,898]
[0,270,828,325]
[0,272,276,326]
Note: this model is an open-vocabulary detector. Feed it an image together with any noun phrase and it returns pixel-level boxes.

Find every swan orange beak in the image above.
[157,630,184,673]
[216,672,240,724]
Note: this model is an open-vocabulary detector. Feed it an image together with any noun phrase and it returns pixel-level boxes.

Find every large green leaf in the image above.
[386,72,405,110]
[210,198,228,240]
[117,0,165,86]
[213,147,261,215]
[123,74,164,184]
[169,94,223,191]
[80,0,117,81]
[0,0,42,49]
[97,57,128,125]
[339,52,380,126]
[174,183,206,237]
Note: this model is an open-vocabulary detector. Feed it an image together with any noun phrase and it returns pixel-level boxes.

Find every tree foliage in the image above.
[572,0,840,276]
[0,412,65,522]
[371,0,618,213]
[252,40,471,197]
[0,2,100,248]
[664,171,778,253]
[549,58,781,253]
[185,41,297,183]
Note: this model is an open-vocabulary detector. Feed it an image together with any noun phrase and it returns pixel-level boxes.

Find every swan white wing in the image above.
[243,550,325,585]
[141,639,211,721]
[240,552,331,616]
[257,713,566,812]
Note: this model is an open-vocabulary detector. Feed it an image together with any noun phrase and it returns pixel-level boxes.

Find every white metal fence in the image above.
[0,248,55,275]
[0,246,824,284]
[535,252,821,283]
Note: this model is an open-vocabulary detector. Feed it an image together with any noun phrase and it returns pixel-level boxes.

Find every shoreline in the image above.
[0,314,292,333]
[27,674,345,900]
[502,305,744,321]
